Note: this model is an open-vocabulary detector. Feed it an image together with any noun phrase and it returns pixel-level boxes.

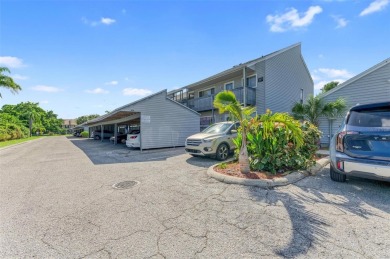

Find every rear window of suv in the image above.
[348,110,390,127]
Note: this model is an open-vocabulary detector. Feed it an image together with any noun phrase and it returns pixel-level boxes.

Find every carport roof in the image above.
[86,110,139,125]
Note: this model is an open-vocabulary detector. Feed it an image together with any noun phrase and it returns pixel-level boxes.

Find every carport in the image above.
[87,111,140,144]
[86,90,200,151]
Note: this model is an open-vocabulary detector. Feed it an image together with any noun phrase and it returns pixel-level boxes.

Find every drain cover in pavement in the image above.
[112,180,139,189]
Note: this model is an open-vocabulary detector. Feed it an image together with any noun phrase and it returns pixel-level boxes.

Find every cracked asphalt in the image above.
[1,136,389,258]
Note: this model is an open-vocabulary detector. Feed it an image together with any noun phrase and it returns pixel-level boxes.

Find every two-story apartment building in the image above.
[168,43,313,129]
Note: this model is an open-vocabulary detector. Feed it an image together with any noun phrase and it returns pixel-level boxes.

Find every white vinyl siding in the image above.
[319,62,390,145]
[264,44,313,114]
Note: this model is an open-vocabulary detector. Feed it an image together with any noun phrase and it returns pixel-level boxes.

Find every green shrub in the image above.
[233,112,321,174]
[80,131,89,138]
[218,162,227,169]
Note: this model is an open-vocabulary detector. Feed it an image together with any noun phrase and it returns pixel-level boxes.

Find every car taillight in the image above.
[337,160,344,170]
[130,136,138,139]
[336,131,359,152]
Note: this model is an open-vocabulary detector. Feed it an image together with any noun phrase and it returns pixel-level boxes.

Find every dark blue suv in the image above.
[329,102,390,182]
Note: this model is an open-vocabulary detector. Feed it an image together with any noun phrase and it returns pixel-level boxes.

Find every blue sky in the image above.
[1,0,389,119]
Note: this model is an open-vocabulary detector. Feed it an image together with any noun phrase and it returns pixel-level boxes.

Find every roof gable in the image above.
[169,42,302,93]
[320,58,390,98]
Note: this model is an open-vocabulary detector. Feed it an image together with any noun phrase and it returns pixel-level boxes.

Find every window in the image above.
[199,88,215,98]
[224,82,234,90]
[300,89,304,104]
[188,92,195,99]
[246,75,257,88]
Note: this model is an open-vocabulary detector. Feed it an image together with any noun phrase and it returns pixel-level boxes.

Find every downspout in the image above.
[114,123,118,145]
[100,124,103,142]
[243,67,246,107]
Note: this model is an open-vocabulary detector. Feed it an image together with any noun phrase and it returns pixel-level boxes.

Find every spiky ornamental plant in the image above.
[213,90,256,174]
[292,95,346,126]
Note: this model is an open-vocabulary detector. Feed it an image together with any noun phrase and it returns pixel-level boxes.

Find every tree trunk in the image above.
[29,117,32,137]
[239,143,250,174]
[239,129,250,174]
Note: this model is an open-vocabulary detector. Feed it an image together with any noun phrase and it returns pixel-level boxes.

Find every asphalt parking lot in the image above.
[0,136,389,258]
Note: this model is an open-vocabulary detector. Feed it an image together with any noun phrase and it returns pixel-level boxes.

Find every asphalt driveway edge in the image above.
[207,157,330,188]
[0,137,46,150]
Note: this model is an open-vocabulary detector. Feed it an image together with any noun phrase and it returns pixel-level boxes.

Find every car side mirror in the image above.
[230,129,237,134]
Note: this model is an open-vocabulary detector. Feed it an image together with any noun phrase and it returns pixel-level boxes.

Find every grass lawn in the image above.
[0,136,45,148]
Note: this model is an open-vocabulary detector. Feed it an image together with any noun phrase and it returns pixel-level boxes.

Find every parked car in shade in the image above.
[110,134,127,144]
[329,102,390,182]
[185,121,239,160]
[91,129,114,140]
[125,130,141,148]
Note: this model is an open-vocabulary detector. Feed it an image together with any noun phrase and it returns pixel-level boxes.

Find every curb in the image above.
[207,156,330,188]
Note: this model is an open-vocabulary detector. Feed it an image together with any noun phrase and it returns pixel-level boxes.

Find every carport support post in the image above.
[114,123,118,145]
[100,125,103,142]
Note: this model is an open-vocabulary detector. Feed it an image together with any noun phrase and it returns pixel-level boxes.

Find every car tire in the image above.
[330,165,346,182]
[94,135,100,140]
[216,143,229,161]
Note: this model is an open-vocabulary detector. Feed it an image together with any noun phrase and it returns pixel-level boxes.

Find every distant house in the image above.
[318,58,390,146]
[168,42,313,129]
[62,119,77,130]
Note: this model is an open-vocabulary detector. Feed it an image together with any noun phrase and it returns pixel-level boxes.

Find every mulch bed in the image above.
[214,154,327,180]
[213,162,286,180]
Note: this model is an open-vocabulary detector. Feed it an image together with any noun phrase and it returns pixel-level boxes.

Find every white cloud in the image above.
[101,17,116,25]
[360,0,389,16]
[0,56,25,68]
[314,80,329,90]
[332,15,348,28]
[105,80,118,85]
[318,54,325,59]
[12,74,28,80]
[40,100,49,104]
[312,67,353,95]
[317,68,353,79]
[82,17,116,26]
[313,79,344,90]
[122,88,152,96]
[266,6,323,32]
[32,85,63,93]
[85,88,109,94]
[122,9,127,14]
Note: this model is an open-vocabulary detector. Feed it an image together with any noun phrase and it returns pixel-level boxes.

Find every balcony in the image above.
[180,87,256,112]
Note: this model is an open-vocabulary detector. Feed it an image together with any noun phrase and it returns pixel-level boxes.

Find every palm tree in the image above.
[213,91,256,174]
[292,95,346,126]
[0,67,22,98]
[27,110,40,137]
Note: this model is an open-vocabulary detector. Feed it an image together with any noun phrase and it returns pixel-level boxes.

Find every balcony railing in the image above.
[180,87,256,112]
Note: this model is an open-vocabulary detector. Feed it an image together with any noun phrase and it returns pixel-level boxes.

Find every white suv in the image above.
[185,122,239,160]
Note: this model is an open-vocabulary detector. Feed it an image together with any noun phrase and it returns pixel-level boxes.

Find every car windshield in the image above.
[202,123,232,134]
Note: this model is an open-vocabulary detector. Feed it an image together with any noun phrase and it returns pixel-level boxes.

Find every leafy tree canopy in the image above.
[0,102,63,134]
[0,67,22,98]
[321,81,339,93]
[76,114,100,125]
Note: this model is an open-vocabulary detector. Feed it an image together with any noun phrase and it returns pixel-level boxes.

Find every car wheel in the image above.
[94,135,100,140]
[330,165,346,182]
[216,143,229,161]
